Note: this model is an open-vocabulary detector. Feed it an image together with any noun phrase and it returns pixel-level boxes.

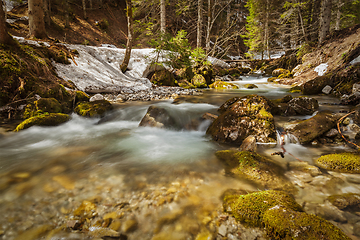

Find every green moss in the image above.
[226,190,303,227]
[74,100,113,118]
[215,150,295,192]
[328,193,360,210]
[191,74,207,88]
[315,152,360,173]
[15,113,70,131]
[263,205,350,240]
[209,81,238,90]
[244,84,258,89]
[35,98,62,114]
[289,85,302,93]
[75,91,90,103]
[150,69,176,86]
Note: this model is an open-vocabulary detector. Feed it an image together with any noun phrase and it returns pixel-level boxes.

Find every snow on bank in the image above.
[350,55,360,65]
[314,63,328,76]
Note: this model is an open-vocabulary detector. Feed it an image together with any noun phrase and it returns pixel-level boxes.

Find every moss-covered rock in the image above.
[191,74,207,88]
[216,150,296,191]
[209,81,239,90]
[15,113,70,131]
[35,98,63,113]
[315,152,360,173]
[207,95,276,144]
[285,97,319,115]
[272,68,290,77]
[244,84,258,89]
[302,75,330,95]
[150,69,177,86]
[223,190,303,227]
[263,205,351,240]
[193,64,214,85]
[286,111,338,144]
[328,193,360,211]
[178,80,195,89]
[289,85,302,93]
[74,100,113,118]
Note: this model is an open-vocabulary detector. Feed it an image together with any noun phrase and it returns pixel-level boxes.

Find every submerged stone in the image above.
[215,150,295,192]
[315,152,360,174]
[14,113,70,131]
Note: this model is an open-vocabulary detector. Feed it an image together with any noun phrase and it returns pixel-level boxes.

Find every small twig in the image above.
[337,110,360,149]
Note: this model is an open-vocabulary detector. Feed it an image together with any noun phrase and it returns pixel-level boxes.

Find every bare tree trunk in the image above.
[205,0,212,53]
[197,0,203,48]
[335,0,342,30]
[0,0,14,44]
[310,0,321,42]
[82,0,87,19]
[265,0,270,59]
[89,0,93,9]
[160,0,166,34]
[43,0,51,26]
[28,0,47,39]
[319,0,332,45]
[120,0,133,73]
[65,0,69,28]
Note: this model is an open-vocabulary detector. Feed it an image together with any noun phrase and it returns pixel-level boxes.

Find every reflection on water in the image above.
[0,78,359,239]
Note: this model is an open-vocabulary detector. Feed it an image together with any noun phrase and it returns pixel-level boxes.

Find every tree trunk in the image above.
[310,0,321,42]
[28,0,47,39]
[43,0,51,26]
[205,0,212,53]
[318,0,332,45]
[65,0,69,28]
[160,0,166,34]
[82,0,87,19]
[0,0,14,44]
[335,0,342,30]
[197,0,203,48]
[265,0,270,59]
[120,0,133,73]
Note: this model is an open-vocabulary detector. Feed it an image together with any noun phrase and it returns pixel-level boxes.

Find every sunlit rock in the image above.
[14,113,70,131]
[207,95,276,145]
[239,135,257,152]
[315,152,360,174]
[286,97,319,115]
[139,106,177,129]
[73,200,97,219]
[74,100,113,117]
[244,84,258,89]
[209,80,238,89]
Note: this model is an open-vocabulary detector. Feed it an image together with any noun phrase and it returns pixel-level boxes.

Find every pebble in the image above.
[218,224,227,237]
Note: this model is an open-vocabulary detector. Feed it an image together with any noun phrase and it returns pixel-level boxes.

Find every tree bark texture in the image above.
[43,0,51,26]
[120,0,133,73]
[310,0,321,42]
[160,0,166,33]
[335,0,342,30]
[28,0,47,39]
[205,0,212,53]
[197,0,203,48]
[82,0,87,19]
[318,0,332,45]
[0,0,14,44]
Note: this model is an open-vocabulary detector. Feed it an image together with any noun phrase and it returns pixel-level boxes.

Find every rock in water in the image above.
[286,97,319,115]
[139,106,177,129]
[239,135,257,152]
[206,95,276,145]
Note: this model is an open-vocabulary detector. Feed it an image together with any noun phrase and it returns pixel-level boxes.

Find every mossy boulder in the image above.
[216,150,296,191]
[207,95,276,145]
[74,100,113,118]
[15,113,70,131]
[150,69,176,86]
[289,85,302,93]
[244,84,258,89]
[75,91,90,103]
[193,65,214,85]
[35,98,63,113]
[328,193,360,211]
[286,111,338,144]
[209,81,239,90]
[272,68,290,77]
[302,75,330,95]
[263,205,351,240]
[223,190,303,227]
[178,80,195,89]
[315,152,360,174]
[139,106,177,129]
[285,97,319,115]
[191,74,207,88]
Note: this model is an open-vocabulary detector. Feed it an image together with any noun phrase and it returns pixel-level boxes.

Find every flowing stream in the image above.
[0,76,359,239]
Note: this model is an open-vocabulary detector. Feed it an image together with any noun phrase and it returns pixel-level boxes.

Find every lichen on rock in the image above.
[315,152,360,173]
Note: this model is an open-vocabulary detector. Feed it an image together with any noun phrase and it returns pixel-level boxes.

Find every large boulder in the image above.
[150,69,176,87]
[302,75,330,95]
[286,97,319,115]
[139,106,177,129]
[216,150,295,192]
[74,100,113,118]
[207,95,276,145]
[286,111,338,144]
[15,113,70,131]
[315,152,360,174]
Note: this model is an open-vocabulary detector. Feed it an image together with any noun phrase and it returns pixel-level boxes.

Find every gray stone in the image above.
[322,85,332,94]
[218,224,227,237]
[352,83,360,94]
[90,94,105,102]
[325,128,340,138]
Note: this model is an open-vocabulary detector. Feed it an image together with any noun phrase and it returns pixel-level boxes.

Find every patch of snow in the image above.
[13,36,50,47]
[207,56,230,68]
[350,55,360,65]
[314,63,328,76]
[90,93,104,102]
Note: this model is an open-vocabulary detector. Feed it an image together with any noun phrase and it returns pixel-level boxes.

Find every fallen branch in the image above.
[271,132,303,162]
[337,110,360,149]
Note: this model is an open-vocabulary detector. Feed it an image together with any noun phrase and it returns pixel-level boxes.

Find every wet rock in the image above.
[73,201,97,218]
[14,225,52,240]
[195,229,214,240]
[90,94,105,102]
[209,81,238,89]
[344,174,360,184]
[315,152,360,174]
[316,202,348,223]
[286,111,338,144]
[14,113,70,131]
[322,85,332,94]
[207,95,277,145]
[286,97,319,115]
[88,227,120,238]
[272,68,290,77]
[328,193,360,211]
[348,123,360,133]
[139,106,177,129]
[340,92,360,105]
[239,135,257,152]
[244,84,258,89]
[325,128,340,138]
[287,162,322,176]
[74,100,113,117]
[121,219,138,233]
[354,222,360,237]
[216,150,295,192]
[263,205,351,240]
[75,91,90,103]
[218,224,227,236]
[302,75,330,95]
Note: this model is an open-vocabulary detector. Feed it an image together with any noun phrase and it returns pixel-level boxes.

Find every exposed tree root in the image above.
[337,110,360,149]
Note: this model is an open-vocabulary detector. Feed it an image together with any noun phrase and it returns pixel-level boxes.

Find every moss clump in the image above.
[209,81,238,90]
[74,100,113,117]
[244,84,258,89]
[224,190,303,227]
[15,113,70,131]
[263,205,350,240]
[191,74,207,88]
[216,150,295,192]
[150,69,176,86]
[289,85,302,93]
[75,91,90,103]
[328,193,360,211]
[272,68,290,77]
[35,98,62,114]
[315,152,360,173]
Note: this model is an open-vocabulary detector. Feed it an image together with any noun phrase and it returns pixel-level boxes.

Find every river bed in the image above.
[0,76,359,239]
